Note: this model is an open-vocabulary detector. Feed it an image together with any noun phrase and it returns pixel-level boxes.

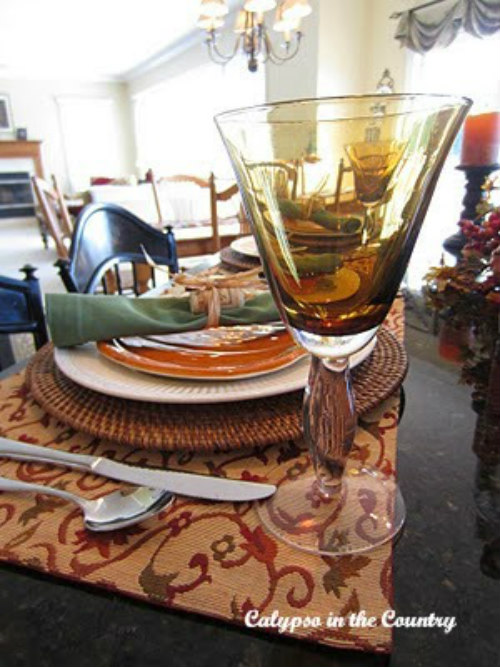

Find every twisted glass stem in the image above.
[303,356,356,496]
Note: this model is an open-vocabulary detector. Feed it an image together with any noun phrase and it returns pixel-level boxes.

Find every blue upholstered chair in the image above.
[0,265,48,370]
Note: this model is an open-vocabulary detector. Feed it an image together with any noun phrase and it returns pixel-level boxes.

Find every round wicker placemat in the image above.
[25,328,407,452]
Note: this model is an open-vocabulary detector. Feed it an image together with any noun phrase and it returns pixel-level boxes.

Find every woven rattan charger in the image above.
[25,326,407,452]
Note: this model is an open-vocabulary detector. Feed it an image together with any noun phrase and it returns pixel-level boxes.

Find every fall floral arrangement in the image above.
[424,179,500,406]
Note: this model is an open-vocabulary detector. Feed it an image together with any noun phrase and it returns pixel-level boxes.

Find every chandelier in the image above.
[197,0,312,72]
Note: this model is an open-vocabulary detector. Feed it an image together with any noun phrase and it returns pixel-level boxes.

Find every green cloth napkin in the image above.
[46,293,280,348]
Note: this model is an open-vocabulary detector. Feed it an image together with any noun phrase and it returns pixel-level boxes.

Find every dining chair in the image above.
[51,174,75,236]
[147,170,247,257]
[31,176,73,258]
[0,265,48,370]
[333,158,357,211]
[56,203,178,295]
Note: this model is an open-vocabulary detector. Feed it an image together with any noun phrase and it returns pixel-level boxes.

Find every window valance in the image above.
[394,0,500,53]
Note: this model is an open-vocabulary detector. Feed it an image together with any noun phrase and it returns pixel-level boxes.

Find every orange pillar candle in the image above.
[460,111,500,166]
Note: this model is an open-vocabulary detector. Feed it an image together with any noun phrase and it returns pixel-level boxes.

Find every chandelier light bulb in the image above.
[243,0,276,13]
[197,14,225,30]
[200,0,229,18]
[282,0,312,21]
[273,4,300,32]
[233,9,249,33]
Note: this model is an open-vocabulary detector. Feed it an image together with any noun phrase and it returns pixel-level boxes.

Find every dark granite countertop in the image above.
[0,327,499,667]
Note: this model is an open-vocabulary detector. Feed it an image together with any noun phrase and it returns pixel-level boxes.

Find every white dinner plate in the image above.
[230,235,260,258]
[54,336,377,404]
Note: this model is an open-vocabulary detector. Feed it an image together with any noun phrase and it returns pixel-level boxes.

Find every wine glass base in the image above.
[256,467,405,556]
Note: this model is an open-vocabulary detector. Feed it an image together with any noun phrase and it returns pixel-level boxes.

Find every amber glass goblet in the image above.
[216,95,471,555]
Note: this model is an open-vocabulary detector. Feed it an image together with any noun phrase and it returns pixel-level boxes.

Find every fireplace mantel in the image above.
[0,140,45,179]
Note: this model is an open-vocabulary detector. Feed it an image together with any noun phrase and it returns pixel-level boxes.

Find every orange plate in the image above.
[96,330,306,381]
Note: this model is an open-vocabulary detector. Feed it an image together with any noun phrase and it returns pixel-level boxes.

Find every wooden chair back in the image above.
[56,203,178,295]
[51,174,74,237]
[147,169,244,257]
[333,158,354,211]
[31,176,72,259]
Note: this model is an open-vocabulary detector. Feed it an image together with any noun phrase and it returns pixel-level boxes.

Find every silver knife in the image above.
[0,437,275,502]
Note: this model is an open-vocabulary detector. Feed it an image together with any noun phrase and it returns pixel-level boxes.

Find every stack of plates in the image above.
[220,236,261,271]
[54,326,376,405]
[230,236,259,259]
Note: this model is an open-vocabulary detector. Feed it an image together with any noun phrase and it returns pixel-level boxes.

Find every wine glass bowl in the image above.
[216,94,471,555]
[346,138,407,207]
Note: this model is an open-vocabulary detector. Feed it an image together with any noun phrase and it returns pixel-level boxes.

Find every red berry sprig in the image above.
[459,207,500,260]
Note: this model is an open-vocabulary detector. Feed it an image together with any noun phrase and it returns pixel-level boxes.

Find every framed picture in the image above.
[0,94,14,133]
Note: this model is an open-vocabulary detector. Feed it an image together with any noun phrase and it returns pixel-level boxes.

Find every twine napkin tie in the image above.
[174,267,266,328]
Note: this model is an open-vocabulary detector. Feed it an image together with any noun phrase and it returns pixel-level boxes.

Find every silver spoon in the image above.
[0,476,173,532]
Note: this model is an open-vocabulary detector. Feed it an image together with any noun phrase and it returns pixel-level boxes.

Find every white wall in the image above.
[127,4,321,107]
[126,15,271,97]
[265,0,319,102]
[0,2,419,193]
[263,0,415,103]
[0,77,135,192]
[315,0,415,97]
[316,0,370,96]
[125,1,417,175]
[364,0,416,93]
[126,29,267,177]
[127,39,207,98]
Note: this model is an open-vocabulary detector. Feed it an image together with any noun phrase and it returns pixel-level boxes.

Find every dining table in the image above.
[0,258,498,667]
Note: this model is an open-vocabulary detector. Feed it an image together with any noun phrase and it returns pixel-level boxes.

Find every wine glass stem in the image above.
[303,356,356,497]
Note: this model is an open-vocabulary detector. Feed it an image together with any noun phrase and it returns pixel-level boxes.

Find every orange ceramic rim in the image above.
[96,330,306,381]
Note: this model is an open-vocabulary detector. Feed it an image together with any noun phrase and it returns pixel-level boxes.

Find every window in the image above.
[405,31,500,288]
[133,57,265,179]
[57,97,122,192]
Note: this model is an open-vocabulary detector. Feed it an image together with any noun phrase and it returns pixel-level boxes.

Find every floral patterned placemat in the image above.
[0,299,404,654]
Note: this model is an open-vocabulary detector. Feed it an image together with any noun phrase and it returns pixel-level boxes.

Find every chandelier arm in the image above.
[206,32,242,63]
[266,31,303,64]
[257,22,266,59]
[260,28,272,62]
[206,46,234,64]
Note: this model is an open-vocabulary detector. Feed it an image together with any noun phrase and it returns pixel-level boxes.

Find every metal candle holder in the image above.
[443,163,500,257]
